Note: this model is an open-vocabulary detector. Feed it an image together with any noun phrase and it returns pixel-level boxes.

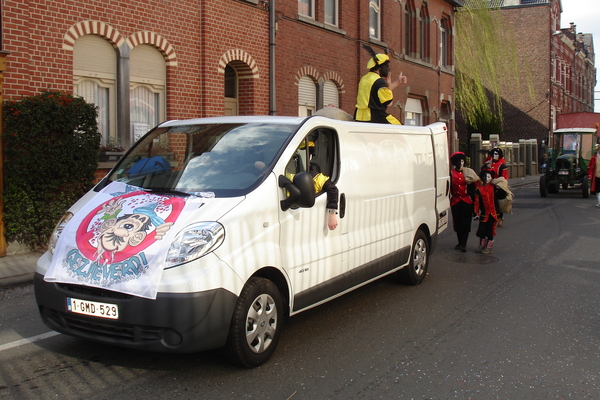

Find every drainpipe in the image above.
[269,0,276,115]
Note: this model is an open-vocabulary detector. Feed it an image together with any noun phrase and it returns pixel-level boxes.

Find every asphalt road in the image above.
[1,181,600,399]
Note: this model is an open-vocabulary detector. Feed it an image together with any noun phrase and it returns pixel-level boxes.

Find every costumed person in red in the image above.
[482,147,509,226]
[587,144,600,208]
[450,152,480,252]
[474,169,506,254]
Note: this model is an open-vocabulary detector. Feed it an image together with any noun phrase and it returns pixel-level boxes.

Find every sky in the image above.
[559,0,600,112]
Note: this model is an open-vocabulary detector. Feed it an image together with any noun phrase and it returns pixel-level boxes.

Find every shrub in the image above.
[3,91,101,249]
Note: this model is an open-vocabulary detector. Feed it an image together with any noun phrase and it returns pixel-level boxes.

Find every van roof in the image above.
[159,115,308,127]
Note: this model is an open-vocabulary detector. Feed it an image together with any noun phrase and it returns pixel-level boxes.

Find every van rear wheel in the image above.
[226,277,283,368]
[397,230,429,285]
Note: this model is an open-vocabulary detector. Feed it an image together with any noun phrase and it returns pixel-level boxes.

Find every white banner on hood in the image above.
[44,181,205,299]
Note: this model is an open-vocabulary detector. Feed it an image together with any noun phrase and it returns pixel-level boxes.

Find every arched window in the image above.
[73,35,117,146]
[298,76,317,116]
[130,44,166,142]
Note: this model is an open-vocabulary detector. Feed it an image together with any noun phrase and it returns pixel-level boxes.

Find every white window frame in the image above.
[369,0,381,40]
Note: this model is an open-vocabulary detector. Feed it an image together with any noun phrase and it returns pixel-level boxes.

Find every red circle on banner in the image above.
[75,190,186,263]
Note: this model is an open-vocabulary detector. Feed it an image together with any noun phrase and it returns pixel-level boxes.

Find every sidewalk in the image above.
[0,174,542,288]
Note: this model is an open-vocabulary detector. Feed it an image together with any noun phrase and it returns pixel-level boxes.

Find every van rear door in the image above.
[431,123,450,233]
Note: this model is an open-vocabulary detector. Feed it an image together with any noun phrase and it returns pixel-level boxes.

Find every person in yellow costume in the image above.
[286,141,339,230]
[354,51,407,124]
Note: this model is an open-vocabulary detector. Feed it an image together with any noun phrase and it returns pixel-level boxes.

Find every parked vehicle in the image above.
[540,127,597,198]
[34,115,450,367]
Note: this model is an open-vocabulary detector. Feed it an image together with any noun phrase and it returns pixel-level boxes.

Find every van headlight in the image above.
[48,212,73,254]
[165,222,225,268]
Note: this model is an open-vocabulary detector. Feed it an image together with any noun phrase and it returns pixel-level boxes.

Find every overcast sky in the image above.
[559,0,599,112]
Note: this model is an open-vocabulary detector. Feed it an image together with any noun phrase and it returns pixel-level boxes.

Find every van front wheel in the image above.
[397,230,429,285]
[226,277,283,368]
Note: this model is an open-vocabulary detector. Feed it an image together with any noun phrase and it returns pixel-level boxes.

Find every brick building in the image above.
[456,0,596,147]
[1,0,462,152]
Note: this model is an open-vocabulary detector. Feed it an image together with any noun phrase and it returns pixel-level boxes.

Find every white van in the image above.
[34,115,450,367]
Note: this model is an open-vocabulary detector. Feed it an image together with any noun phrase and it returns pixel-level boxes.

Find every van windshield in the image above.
[107,122,297,196]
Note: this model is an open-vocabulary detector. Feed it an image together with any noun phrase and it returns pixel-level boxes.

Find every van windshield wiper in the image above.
[142,187,191,197]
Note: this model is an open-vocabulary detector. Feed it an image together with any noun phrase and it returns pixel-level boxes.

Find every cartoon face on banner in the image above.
[76,190,185,265]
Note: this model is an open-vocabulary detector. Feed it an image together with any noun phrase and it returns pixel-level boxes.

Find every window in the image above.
[130,86,161,142]
[369,0,381,40]
[130,44,166,142]
[419,5,430,61]
[298,76,317,116]
[404,2,414,56]
[405,98,423,126]
[439,102,451,122]
[224,64,238,116]
[285,129,338,191]
[299,0,314,18]
[73,34,117,146]
[74,36,168,149]
[325,0,338,26]
[441,16,452,67]
[75,80,110,140]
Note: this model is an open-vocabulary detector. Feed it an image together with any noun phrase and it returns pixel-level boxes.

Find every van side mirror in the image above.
[279,172,315,211]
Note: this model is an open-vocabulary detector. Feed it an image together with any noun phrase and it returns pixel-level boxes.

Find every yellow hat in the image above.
[367,53,390,70]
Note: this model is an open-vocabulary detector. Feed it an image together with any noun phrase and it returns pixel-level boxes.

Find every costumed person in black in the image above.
[482,147,509,226]
[285,140,339,230]
[474,169,506,254]
[450,152,480,252]
[308,143,339,230]
[354,44,407,124]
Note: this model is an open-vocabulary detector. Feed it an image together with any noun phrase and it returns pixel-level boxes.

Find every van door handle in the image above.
[340,193,346,219]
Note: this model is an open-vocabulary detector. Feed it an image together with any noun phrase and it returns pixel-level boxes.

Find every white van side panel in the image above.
[342,127,436,271]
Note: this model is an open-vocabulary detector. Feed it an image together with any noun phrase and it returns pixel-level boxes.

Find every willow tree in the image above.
[455,0,531,136]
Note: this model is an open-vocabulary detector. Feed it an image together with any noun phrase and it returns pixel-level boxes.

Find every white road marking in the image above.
[0,331,61,352]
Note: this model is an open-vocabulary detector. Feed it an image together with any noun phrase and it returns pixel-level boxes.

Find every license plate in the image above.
[67,297,119,319]
[558,171,569,175]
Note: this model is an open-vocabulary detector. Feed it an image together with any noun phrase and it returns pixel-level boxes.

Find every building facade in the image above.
[1,0,462,152]
[457,0,596,147]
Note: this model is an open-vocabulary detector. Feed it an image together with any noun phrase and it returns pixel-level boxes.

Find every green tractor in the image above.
[540,127,598,198]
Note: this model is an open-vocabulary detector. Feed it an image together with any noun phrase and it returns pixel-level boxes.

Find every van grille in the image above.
[57,283,132,300]
[43,308,161,343]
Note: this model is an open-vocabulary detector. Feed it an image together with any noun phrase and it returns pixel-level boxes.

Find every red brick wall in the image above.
[2,0,457,133]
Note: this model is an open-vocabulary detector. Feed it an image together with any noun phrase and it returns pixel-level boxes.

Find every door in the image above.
[278,128,346,312]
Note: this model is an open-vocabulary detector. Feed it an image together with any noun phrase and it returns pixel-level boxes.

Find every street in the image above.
[1,181,600,399]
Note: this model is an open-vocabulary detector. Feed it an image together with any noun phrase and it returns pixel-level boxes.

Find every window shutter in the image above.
[298,76,316,108]
[73,35,116,79]
[323,80,339,107]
